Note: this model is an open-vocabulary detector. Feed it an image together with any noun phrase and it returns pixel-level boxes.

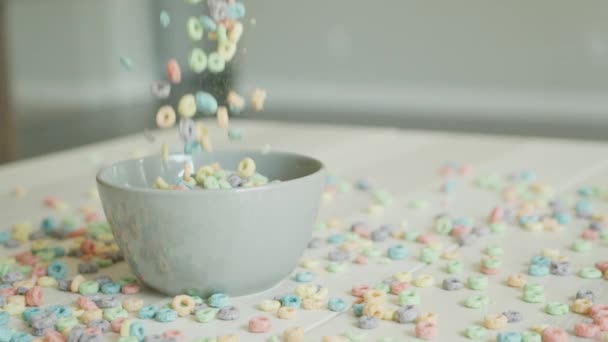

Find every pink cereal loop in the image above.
[84,327,102,336]
[489,206,504,223]
[593,315,608,331]
[0,287,16,297]
[162,330,185,340]
[390,282,409,295]
[480,266,499,275]
[590,305,608,318]
[25,286,43,307]
[542,327,568,342]
[166,59,182,84]
[32,265,47,277]
[78,296,99,310]
[248,316,272,333]
[595,261,608,273]
[353,256,368,265]
[111,318,126,333]
[581,229,599,240]
[121,284,141,295]
[415,321,437,340]
[450,226,469,238]
[574,322,599,338]
[417,234,436,244]
[44,330,66,342]
[351,285,370,297]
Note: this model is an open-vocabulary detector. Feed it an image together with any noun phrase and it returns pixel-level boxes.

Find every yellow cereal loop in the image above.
[572,298,593,314]
[217,335,239,342]
[31,240,49,252]
[295,284,319,299]
[72,308,84,318]
[542,249,560,260]
[283,327,305,342]
[123,298,144,312]
[302,298,325,310]
[120,319,133,337]
[363,290,386,304]
[531,324,550,334]
[416,312,438,324]
[277,306,297,320]
[8,296,25,306]
[393,272,412,282]
[413,274,435,288]
[178,94,197,118]
[237,157,256,178]
[322,336,349,342]
[80,309,102,324]
[442,251,460,260]
[484,314,508,330]
[362,303,384,318]
[14,278,36,289]
[310,287,329,301]
[258,300,281,313]
[154,177,170,190]
[382,309,396,321]
[228,22,243,42]
[71,275,85,293]
[216,106,229,128]
[4,302,25,316]
[12,222,33,242]
[38,276,58,287]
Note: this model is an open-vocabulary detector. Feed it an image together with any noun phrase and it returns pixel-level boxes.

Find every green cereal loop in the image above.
[379,338,396,342]
[363,247,382,257]
[378,257,392,265]
[344,331,367,341]
[373,190,393,205]
[485,246,504,256]
[55,316,78,332]
[373,283,390,293]
[579,266,602,279]
[490,223,506,234]
[79,280,100,295]
[434,217,453,235]
[398,290,420,306]
[601,230,608,240]
[195,308,218,323]
[465,325,487,339]
[447,260,464,274]
[521,331,542,342]
[117,277,137,286]
[203,176,220,189]
[0,264,10,277]
[191,296,204,305]
[404,230,420,241]
[15,265,32,276]
[522,290,545,303]
[218,179,232,189]
[467,275,488,290]
[545,302,569,315]
[96,258,113,268]
[419,247,439,264]
[482,257,501,269]
[464,295,489,309]
[326,262,349,273]
[523,283,543,293]
[36,250,55,262]
[266,337,280,342]
[572,239,592,252]
[103,307,129,321]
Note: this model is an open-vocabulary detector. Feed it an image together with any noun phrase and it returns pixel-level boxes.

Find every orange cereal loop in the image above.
[156,106,177,129]
[542,327,568,342]
[217,334,239,342]
[363,289,386,304]
[572,298,593,314]
[483,314,508,330]
[80,239,96,255]
[166,59,181,84]
[217,106,229,128]
[506,273,527,288]
[277,306,297,320]
[362,303,384,319]
[25,286,43,306]
[283,327,305,342]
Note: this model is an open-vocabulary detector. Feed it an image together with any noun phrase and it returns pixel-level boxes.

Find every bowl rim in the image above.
[96,149,326,194]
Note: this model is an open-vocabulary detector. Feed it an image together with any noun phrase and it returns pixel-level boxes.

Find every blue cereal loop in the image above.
[353,303,365,317]
[22,308,42,323]
[47,261,68,280]
[226,2,246,19]
[497,332,522,342]
[553,211,571,225]
[195,91,218,115]
[207,293,230,308]
[101,282,121,295]
[295,271,314,283]
[0,312,8,326]
[387,245,408,260]
[183,141,202,155]
[138,305,158,319]
[327,234,345,245]
[40,217,58,235]
[0,232,8,243]
[199,15,217,31]
[0,326,13,341]
[9,331,30,342]
[129,321,145,340]
[154,308,178,323]
[530,256,551,267]
[281,295,302,309]
[328,298,347,312]
[46,305,72,319]
[160,10,171,28]
[528,263,549,277]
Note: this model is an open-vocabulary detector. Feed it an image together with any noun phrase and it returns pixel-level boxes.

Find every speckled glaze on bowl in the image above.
[96,150,325,296]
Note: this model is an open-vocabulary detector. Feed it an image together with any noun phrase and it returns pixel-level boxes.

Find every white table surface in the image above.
[1,119,607,341]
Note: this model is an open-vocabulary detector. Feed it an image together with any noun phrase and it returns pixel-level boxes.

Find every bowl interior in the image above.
[97,149,324,191]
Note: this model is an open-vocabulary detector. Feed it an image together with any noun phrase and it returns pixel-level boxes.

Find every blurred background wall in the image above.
[2,0,608,163]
